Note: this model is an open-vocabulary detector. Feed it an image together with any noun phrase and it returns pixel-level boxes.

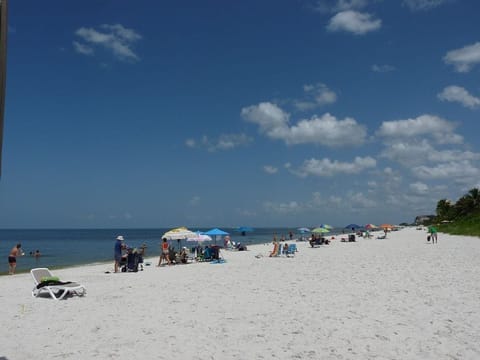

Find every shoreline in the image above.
[2,227,480,359]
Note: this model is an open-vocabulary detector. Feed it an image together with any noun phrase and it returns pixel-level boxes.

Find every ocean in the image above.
[0,227,347,275]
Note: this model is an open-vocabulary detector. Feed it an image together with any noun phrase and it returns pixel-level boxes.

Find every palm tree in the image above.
[467,188,480,210]
[436,199,454,220]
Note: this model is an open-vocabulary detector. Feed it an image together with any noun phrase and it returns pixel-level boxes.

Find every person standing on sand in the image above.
[114,235,125,273]
[158,238,171,266]
[429,226,438,244]
[8,243,24,275]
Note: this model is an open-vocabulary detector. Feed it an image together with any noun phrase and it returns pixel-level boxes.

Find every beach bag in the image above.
[427,235,431,242]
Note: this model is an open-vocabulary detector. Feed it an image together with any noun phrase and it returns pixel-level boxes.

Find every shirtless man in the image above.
[8,243,23,275]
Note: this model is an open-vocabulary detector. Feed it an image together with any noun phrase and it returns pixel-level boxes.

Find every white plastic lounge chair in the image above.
[31,268,86,300]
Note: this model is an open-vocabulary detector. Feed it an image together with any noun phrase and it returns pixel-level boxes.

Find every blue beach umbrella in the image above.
[297,227,311,233]
[345,224,361,230]
[204,228,229,245]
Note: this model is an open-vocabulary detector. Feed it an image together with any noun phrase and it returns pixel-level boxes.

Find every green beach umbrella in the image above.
[312,227,330,234]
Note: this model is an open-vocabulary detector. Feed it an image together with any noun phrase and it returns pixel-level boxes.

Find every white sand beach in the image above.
[1,227,480,360]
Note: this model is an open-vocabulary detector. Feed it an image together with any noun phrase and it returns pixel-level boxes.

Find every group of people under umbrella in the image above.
[158,226,252,265]
[297,223,396,244]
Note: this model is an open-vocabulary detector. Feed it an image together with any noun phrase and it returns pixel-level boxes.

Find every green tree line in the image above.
[435,188,480,236]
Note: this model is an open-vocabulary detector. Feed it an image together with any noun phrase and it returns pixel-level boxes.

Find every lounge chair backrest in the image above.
[31,268,53,285]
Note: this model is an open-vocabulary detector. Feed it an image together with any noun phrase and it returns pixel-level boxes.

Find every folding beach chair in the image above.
[286,244,297,257]
[31,268,86,300]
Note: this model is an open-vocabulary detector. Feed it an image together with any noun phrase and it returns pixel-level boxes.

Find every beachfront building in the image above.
[415,215,435,225]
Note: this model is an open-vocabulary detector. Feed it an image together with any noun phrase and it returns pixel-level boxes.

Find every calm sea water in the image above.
[0,227,346,275]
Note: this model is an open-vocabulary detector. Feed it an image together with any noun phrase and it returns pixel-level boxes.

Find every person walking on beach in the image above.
[429,226,438,244]
[158,238,171,266]
[8,243,24,275]
[114,235,125,273]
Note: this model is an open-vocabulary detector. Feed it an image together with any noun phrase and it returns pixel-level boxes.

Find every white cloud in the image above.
[381,139,480,166]
[403,0,450,11]
[315,0,368,13]
[74,23,142,62]
[242,102,367,147]
[349,192,376,208]
[73,41,94,55]
[443,42,480,73]
[409,182,429,195]
[185,133,253,152]
[327,10,381,35]
[294,83,337,110]
[376,114,462,144]
[372,64,395,73]
[412,160,480,180]
[263,201,303,214]
[294,156,376,177]
[438,85,480,109]
[263,165,278,174]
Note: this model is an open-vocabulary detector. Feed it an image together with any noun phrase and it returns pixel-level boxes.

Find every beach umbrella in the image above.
[345,224,361,230]
[186,233,212,242]
[162,227,197,250]
[312,227,330,234]
[320,224,333,230]
[365,224,377,230]
[380,224,393,229]
[162,227,197,240]
[297,227,311,233]
[204,228,229,245]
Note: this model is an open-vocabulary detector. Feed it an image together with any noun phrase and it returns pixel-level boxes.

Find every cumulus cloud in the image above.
[412,160,480,180]
[403,0,450,11]
[438,85,480,109]
[443,42,480,73]
[376,114,462,145]
[294,156,376,177]
[349,192,376,208]
[185,133,253,152]
[242,102,367,147]
[263,201,303,214]
[372,64,396,73]
[381,139,480,166]
[263,165,278,174]
[73,41,94,55]
[409,182,429,195]
[73,23,142,62]
[294,83,337,110]
[314,0,368,13]
[327,10,381,35]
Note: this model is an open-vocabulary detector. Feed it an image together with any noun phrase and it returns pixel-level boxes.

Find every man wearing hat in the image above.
[114,235,125,273]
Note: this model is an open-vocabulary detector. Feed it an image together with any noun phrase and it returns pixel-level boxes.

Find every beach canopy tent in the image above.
[204,228,229,245]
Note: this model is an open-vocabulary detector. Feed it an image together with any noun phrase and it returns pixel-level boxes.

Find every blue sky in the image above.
[1,0,480,229]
